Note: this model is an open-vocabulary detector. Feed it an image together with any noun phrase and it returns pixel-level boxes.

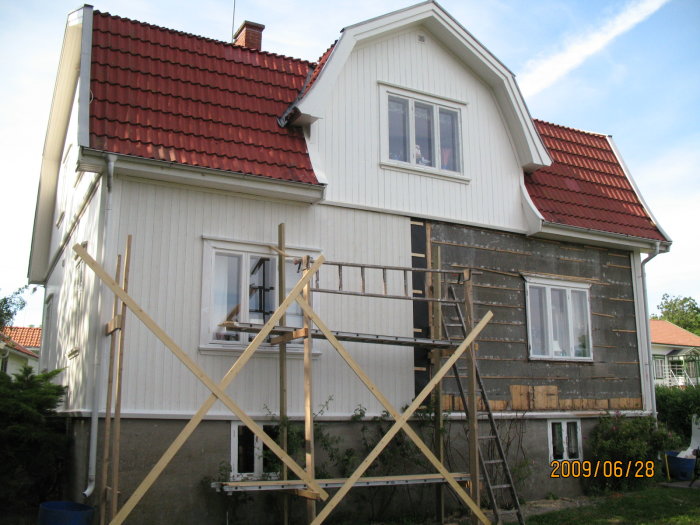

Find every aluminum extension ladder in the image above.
[440,284,526,525]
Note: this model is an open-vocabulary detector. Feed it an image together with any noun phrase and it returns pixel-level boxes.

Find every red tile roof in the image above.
[307,42,336,93]
[87,12,666,244]
[526,120,667,242]
[0,332,39,359]
[650,320,700,348]
[2,326,42,348]
[89,11,318,185]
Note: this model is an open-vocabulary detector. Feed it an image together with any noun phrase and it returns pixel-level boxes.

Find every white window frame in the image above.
[548,419,582,462]
[379,83,467,182]
[524,275,593,361]
[199,238,319,357]
[230,422,280,480]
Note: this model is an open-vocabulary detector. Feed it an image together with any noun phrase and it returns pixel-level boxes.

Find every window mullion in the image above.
[566,289,574,357]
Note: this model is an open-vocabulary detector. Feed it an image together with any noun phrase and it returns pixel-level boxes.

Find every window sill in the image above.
[380,161,471,184]
[529,355,593,363]
[198,344,321,358]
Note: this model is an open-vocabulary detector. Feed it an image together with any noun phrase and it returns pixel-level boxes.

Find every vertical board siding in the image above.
[313,26,527,232]
[108,179,413,418]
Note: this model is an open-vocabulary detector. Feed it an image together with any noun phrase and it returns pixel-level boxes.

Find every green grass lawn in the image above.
[518,486,700,525]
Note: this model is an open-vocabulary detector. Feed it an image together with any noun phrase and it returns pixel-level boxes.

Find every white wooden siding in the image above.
[309,26,529,232]
[101,177,414,418]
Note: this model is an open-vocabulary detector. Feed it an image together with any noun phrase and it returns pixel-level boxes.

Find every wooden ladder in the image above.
[440,285,526,525]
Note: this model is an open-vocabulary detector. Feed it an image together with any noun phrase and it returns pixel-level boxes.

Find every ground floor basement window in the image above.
[230,423,280,480]
[524,275,593,360]
[548,419,582,462]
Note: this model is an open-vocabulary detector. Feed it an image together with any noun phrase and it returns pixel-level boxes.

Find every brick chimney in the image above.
[233,21,265,51]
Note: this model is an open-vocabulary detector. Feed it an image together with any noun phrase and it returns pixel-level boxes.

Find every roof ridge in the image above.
[93,10,314,67]
[534,118,608,139]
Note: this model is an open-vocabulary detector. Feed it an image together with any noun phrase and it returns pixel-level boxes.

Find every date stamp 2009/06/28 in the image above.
[550,460,655,479]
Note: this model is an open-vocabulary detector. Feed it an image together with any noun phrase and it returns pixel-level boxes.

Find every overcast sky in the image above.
[1,0,698,327]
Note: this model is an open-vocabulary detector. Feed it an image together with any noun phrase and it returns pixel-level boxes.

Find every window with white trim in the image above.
[231,423,280,480]
[382,87,462,174]
[200,240,303,349]
[525,276,592,360]
[549,420,581,461]
[653,357,665,379]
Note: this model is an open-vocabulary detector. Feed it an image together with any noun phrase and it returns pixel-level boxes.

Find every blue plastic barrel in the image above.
[38,501,94,525]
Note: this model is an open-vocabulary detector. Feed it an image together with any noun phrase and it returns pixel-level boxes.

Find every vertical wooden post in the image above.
[99,255,122,525]
[110,235,131,521]
[464,271,480,523]
[278,224,289,525]
[431,247,444,524]
[302,256,316,522]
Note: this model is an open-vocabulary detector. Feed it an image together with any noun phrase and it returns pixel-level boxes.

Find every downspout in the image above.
[82,155,115,499]
[641,241,661,419]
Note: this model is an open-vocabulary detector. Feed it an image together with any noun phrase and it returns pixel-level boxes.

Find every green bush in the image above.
[655,385,700,440]
[0,366,68,511]
[584,413,681,494]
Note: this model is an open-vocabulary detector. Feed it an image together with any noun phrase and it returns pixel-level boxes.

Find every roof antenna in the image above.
[231,0,237,42]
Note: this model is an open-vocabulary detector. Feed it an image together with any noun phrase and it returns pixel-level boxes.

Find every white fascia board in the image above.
[519,176,544,235]
[79,149,325,204]
[294,1,551,170]
[28,6,92,284]
[606,136,672,244]
[538,222,671,253]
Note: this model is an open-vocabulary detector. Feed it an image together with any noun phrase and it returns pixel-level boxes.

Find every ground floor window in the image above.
[201,240,304,349]
[230,423,280,480]
[548,419,581,461]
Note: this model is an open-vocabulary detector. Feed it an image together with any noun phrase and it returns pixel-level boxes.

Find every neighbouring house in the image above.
[650,319,700,387]
[0,330,39,375]
[29,2,671,523]
[1,326,42,354]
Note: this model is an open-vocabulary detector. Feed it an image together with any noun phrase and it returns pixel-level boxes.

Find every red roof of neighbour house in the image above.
[526,120,667,242]
[89,11,318,185]
[0,333,39,360]
[88,12,667,244]
[650,320,700,348]
[2,326,42,348]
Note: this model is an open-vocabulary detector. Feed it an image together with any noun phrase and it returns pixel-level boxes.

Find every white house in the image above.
[651,319,700,387]
[29,3,670,523]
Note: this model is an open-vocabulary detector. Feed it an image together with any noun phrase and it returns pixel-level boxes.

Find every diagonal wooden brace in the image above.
[308,309,494,525]
[296,296,492,524]
[72,245,329,525]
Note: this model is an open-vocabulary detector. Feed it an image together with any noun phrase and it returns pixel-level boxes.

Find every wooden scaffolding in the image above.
[74,224,524,525]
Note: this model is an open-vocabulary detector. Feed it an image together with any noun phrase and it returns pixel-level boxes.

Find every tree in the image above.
[0,366,68,509]
[0,285,28,330]
[652,294,700,335]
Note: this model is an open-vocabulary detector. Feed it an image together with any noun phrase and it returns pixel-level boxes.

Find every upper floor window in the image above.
[524,275,592,360]
[381,85,463,176]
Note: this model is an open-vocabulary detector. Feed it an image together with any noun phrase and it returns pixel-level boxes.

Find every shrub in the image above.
[0,366,68,510]
[584,413,681,494]
[655,385,700,440]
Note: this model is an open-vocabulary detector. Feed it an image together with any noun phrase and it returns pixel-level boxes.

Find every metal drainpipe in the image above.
[641,241,661,419]
[82,155,115,498]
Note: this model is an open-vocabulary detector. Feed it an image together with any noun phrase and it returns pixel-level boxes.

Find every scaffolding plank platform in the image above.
[214,473,471,493]
[221,322,457,348]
